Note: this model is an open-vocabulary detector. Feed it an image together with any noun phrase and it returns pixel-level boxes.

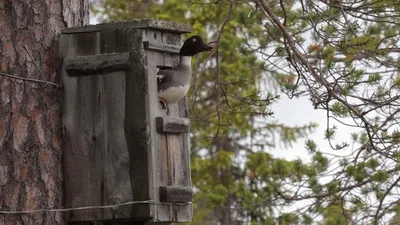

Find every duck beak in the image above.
[200,42,213,51]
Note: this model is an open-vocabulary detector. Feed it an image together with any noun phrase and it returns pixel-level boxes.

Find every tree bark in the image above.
[0,1,88,224]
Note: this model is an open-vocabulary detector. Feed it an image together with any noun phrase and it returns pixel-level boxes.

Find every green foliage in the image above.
[331,102,348,117]
[319,198,350,225]
[92,0,400,224]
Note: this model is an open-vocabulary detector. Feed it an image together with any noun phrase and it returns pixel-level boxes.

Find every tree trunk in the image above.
[0,1,88,224]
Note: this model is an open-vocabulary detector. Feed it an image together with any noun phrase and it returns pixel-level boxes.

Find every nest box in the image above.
[60,19,193,224]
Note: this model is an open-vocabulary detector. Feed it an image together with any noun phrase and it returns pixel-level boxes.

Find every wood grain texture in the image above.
[61,31,106,222]
[156,117,190,133]
[62,20,193,223]
[178,97,192,187]
[62,28,138,222]
[62,19,192,34]
[123,28,153,219]
[100,29,133,219]
[143,41,181,54]
[159,186,194,203]
[142,29,168,221]
[64,52,132,76]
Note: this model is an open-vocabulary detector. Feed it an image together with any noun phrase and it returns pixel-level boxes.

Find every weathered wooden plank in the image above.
[99,29,132,220]
[164,96,193,222]
[62,21,193,223]
[161,32,181,68]
[159,132,170,186]
[156,117,190,133]
[124,29,154,219]
[142,29,171,221]
[159,186,193,203]
[150,29,193,222]
[62,19,192,34]
[157,60,170,194]
[64,52,132,76]
[61,31,105,222]
[178,97,192,187]
[143,41,180,54]
[166,105,186,189]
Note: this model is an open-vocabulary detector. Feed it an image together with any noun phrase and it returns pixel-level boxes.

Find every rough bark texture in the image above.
[0,1,88,224]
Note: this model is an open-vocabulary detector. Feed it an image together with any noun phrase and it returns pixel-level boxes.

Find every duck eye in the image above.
[192,38,197,42]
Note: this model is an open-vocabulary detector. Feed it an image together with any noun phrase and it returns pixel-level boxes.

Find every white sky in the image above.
[270,94,360,161]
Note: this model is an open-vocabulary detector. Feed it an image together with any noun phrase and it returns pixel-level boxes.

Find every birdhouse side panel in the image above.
[142,29,193,222]
[98,29,134,219]
[124,29,156,218]
[61,32,110,221]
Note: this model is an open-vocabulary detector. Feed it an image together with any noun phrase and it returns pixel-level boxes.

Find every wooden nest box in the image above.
[60,19,193,224]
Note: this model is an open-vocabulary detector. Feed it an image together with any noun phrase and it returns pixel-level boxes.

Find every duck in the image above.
[157,35,212,109]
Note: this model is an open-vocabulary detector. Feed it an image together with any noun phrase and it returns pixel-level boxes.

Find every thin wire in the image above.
[0,200,191,214]
[0,71,59,87]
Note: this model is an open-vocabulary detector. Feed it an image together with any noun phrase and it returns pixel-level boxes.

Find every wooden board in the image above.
[61,31,106,221]
[61,21,193,223]
[62,19,192,34]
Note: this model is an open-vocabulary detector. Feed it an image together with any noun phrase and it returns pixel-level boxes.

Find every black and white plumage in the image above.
[157,35,212,108]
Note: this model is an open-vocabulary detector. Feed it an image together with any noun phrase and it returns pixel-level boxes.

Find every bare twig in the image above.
[213,0,234,138]
[373,175,400,224]
[257,0,393,160]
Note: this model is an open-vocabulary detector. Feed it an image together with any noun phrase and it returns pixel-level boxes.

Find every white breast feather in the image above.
[158,85,190,103]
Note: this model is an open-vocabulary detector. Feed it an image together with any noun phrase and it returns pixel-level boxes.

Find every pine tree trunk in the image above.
[0,1,88,224]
